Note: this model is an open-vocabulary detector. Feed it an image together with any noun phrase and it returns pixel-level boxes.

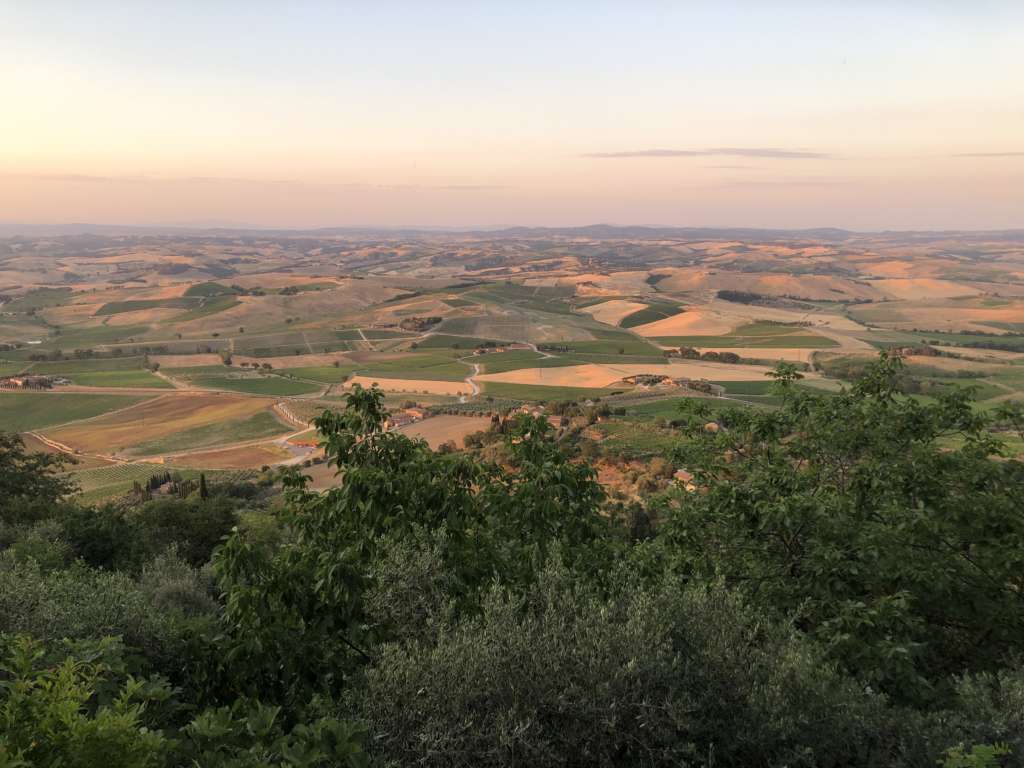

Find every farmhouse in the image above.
[0,374,57,390]
[385,407,429,431]
[386,413,417,429]
[673,378,726,397]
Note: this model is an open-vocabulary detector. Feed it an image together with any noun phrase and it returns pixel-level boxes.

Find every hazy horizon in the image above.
[3,1,1022,230]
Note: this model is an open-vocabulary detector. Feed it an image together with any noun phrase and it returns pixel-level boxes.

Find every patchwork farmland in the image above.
[2,226,1022,500]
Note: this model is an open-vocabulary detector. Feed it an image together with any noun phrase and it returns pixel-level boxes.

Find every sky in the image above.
[1,1,1022,230]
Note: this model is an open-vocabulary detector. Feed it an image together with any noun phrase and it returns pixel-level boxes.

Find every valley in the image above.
[3,226,1023,499]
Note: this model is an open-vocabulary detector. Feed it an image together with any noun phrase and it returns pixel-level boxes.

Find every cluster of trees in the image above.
[2,357,1024,765]
[398,315,443,331]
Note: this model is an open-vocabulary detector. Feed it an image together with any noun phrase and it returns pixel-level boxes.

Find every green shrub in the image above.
[358,560,894,768]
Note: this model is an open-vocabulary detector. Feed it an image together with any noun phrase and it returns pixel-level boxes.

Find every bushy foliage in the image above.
[0,553,208,680]
[0,635,368,768]
[2,361,1024,766]
[61,496,237,571]
[0,433,76,525]
[656,355,1024,703]
[212,385,611,706]
[359,558,894,768]
[0,635,173,767]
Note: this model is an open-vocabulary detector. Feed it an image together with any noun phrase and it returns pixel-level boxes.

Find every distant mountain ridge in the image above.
[1,221,1023,241]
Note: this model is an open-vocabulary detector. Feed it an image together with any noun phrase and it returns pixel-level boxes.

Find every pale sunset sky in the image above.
[1,1,1022,229]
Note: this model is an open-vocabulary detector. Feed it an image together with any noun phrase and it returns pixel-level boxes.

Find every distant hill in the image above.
[3,221,1023,241]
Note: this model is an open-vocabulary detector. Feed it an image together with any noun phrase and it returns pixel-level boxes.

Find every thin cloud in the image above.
[586,149,703,158]
[951,151,1024,158]
[708,179,846,189]
[584,147,829,159]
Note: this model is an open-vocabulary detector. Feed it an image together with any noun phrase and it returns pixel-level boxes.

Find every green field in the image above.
[362,329,417,340]
[916,331,1024,352]
[172,295,242,322]
[67,370,172,388]
[286,365,359,383]
[0,360,26,376]
[619,302,685,329]
[479,382,623,401]
[353,352,472,381]
[466,283,575,315]
[4,288,74,312]
[653,334,838,349]
[243,340,357,357]
[547,338,664,356]
[189,374,321,395]
[27,356,148,373]
[38,324,151,349]
[478,351,575,374]
[570,353,669,365]
[0,392,152,432]
[593,420,681,457]
[711,380,777,395]
[416,334,509,349]
[652,321,838,349]
[184,282,234,297]
[71,464,249,504]
[96,298,198,315]
[128,411,289,456]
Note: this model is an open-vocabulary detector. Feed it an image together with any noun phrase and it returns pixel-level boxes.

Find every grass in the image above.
[734,322,807,336]
[435,317,481,335]
[651,322,838,349]
[467,283,576,315]
[711,380,777,395]
[96,298,198,315]
[173,295,241,322]
[42,324,151,349]
[442,298,477,308]
[416,334,508,349]
[184,282,234,297]
[358,365,470,382]
[162,365,232,376]
[285,365,358,383]
[480,382,623,402]
[68,370,172,388]
[653,335,837,348]
[244,340,357,357]
[128,411,289,456]
[335,329,364,340]
[189,374,321,395]
[619,302,684,329]
[26,356,147,373]
[0,392,151,432]
[478,351,575,374]
[0,360,28,376]
[621,397,698,421]
[593,420,681,457]
[568,353,669,365]
[546,338,664,356]
[4,288,74,312]
[353,353,472,381]
[362,329,417,340]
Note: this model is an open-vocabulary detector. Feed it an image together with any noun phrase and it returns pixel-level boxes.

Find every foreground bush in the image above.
[359,560,895,768]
